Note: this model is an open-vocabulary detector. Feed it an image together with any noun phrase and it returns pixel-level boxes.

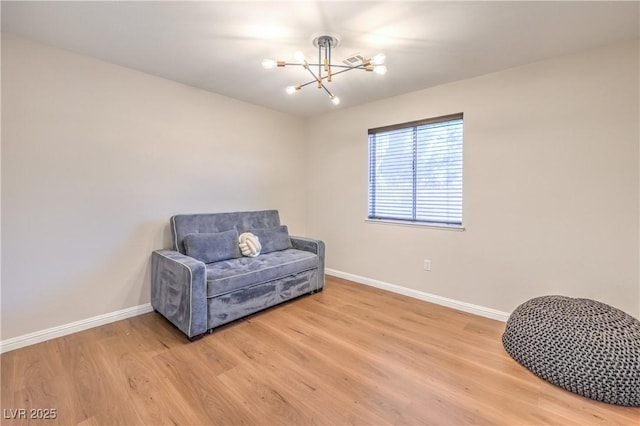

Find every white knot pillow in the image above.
[238,232,261,257]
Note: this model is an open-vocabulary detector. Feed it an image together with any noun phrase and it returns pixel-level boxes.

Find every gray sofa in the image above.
[151,210,325,340]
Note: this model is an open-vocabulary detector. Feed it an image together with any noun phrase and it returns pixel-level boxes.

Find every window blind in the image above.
[368,113,463,226]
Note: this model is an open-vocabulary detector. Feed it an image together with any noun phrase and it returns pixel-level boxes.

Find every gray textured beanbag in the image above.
[502,296,640,406]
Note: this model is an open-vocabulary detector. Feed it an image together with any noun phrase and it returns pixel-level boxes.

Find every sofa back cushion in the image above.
[183,229,241,263]
[248,225,293,254]
[171,210,281,254]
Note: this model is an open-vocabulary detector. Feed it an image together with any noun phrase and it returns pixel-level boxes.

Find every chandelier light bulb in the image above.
[373,65,387,75]
[331,95,340,105]
[371,53,386,65]
[262,59,277,69]
[294,51,305,62]
[285,86,296,95]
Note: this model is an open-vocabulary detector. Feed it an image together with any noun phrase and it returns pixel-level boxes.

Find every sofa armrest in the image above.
[151,250,207,339]
[290,236,325,291]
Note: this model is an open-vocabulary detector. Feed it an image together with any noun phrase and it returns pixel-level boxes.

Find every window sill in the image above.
[365,218,465,231]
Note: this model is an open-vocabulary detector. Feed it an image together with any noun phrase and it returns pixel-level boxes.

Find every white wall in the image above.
[305,39,640,318]
[1,34,307,340]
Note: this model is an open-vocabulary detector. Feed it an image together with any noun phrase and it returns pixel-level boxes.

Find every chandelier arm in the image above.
[295,66,362,89]
[303,64,333,97]
[326,64,367,70]
[296,63,363,69]
[320,82,333,97]
[299,63,365,70]
[303,64,323,87]
[298,80,318,89]
[318,44,322,83]
[328,67,365,78]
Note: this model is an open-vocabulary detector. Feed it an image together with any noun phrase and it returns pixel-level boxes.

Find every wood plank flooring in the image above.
[2,276,639,425]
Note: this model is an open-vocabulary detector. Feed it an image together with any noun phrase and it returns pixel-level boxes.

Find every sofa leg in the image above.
[189,333,205,342]
[206,328,214,334]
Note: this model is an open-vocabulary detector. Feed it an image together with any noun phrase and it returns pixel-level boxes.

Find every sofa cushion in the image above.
[183,229,240,263]
[205,248,318,297]
[248,225,293,254]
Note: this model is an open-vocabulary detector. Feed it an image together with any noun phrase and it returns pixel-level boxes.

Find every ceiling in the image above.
[2,1,639,117]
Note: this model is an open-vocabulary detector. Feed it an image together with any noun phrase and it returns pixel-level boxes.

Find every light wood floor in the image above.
[2,276,639,425]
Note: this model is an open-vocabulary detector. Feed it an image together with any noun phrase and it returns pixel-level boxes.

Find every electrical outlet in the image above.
[423,259,431,271]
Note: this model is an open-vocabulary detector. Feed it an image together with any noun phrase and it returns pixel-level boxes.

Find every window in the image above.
[368,113,463,228]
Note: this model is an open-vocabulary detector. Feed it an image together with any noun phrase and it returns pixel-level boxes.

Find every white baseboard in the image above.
[0,303,154,354]
[326,268,510,322]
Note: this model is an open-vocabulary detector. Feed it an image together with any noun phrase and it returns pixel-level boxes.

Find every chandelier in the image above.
[262,34,387,106]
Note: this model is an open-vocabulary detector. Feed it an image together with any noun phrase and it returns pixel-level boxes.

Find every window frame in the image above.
[367,112,465,230]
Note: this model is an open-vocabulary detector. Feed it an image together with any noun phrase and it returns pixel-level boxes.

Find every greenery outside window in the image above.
[368,113,463,228]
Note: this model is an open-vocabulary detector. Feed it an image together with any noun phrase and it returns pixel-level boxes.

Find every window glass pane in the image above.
[415,119,463,225]
[369,128,414,220]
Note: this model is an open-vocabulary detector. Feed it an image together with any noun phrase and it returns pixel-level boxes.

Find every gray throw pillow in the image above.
[183,229,240,263]
[249,225,293,254]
